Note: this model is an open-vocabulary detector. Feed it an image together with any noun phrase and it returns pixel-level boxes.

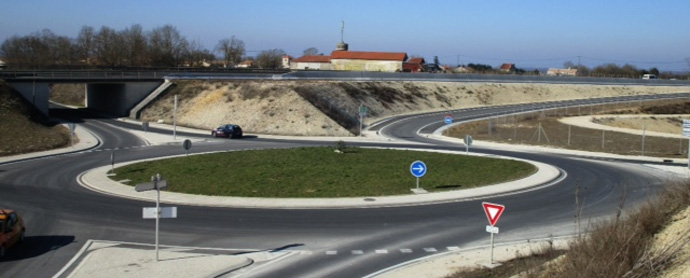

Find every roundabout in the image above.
[1,97,686,278]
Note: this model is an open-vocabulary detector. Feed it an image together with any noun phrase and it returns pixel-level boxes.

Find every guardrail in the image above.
[0,68,290,81]
[2,69,690,86]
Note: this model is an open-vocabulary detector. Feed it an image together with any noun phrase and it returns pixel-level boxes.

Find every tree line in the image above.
[0,24,287,69]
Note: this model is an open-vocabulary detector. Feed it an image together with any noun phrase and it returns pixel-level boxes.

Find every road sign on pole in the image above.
[482,202,505,265]
[464,135,473,154]
[410,160,427,192]
[134,173,170,261]
[410,160,427,178]
[483,202,505,226]
[143,207,177,219]
[183,139,192,156]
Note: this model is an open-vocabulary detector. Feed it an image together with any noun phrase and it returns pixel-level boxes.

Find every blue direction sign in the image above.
[444,115,453,125]
[410,160,427,178]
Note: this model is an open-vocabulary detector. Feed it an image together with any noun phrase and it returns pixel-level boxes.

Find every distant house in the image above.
[499,63,516,73]
[330,50,408,72]
[403,57,425,72]
[282,55,292,69]
[289,55,332,70]
[547,68,578,76]
[236,59,255,68]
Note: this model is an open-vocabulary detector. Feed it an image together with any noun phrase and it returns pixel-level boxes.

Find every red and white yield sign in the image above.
[482,202,505,226]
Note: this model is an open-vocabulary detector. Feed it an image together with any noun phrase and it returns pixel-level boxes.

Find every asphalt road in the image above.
[0,96,682,277]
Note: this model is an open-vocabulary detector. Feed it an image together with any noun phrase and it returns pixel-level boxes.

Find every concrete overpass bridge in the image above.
[0,69,286,118]
[2,69,689,119]
[2,70,167,118]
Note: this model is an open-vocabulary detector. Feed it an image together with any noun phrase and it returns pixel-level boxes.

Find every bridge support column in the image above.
[6,81,51,117]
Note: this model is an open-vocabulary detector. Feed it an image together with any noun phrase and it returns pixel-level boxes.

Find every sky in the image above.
[2,0,689,71]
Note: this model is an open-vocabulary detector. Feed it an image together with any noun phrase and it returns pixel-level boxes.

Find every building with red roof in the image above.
[403,57,425,72]
[289,55,332,70]
[330,50,408,72]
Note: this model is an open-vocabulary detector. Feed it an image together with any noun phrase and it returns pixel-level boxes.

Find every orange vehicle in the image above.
[0,209,25,259]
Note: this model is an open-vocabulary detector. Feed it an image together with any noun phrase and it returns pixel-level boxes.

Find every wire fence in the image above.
[446,99,690,158]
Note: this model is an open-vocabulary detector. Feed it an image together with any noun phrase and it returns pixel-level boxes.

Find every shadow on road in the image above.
[0,235,75,262]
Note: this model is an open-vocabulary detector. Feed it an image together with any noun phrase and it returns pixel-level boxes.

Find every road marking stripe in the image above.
[375,249,388,254]
[352,250,363,255]
[325,250,337,255]
[400,249,412,253]
[447,246,460,251]
[424,248,437,252]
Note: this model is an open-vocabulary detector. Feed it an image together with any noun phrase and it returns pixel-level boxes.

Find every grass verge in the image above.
[445,183,690,278]
[112,146,535,198]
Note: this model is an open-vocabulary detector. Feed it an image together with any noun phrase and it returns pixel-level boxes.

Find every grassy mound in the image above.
[112,147,535,198]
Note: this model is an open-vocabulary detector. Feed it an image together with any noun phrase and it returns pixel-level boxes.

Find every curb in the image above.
[77,148,564,209]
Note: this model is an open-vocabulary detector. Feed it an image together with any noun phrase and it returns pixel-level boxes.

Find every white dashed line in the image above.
[424,248,437,253]
[400,249,412,253]
[325,250,337,255]
[375,249,388,254]
[447,246,460,251]
[352,250,364,255]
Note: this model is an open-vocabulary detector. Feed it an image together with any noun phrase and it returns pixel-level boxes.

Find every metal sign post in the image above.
[410,160,427,193]
[359,105,368,137]
[173,95,178,140]
[482,202,505,265]
[464,135,473,154]
[183,139,192,156]
[683,120,690,169]
[135,173,171,262]
[68,123,76,147]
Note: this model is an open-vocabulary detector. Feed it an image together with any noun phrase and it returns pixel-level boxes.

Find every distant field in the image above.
[112,147,536,198]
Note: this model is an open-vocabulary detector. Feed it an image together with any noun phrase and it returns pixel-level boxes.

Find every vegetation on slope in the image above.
[0,81,71,156]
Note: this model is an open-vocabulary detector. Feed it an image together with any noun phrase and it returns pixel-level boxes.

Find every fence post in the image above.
[641,125,646,156]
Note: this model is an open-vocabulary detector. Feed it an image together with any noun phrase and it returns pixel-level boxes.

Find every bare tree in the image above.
[121,24,148,67]
[216,36,245,67]
[148,25,189,67]
[94,26,125,67]
[303,47,319,56]
[256,49,286,68]
[76,26,95,65]
[186,40,215,67]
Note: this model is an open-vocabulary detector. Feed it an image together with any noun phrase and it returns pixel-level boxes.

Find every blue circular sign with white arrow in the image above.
[410,160,427,178]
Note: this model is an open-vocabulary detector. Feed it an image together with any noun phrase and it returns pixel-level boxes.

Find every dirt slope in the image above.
[138,80,690,136]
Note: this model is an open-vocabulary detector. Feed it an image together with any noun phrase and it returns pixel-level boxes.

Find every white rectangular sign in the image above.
[486,225,499,234]
[143,207,177,219]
